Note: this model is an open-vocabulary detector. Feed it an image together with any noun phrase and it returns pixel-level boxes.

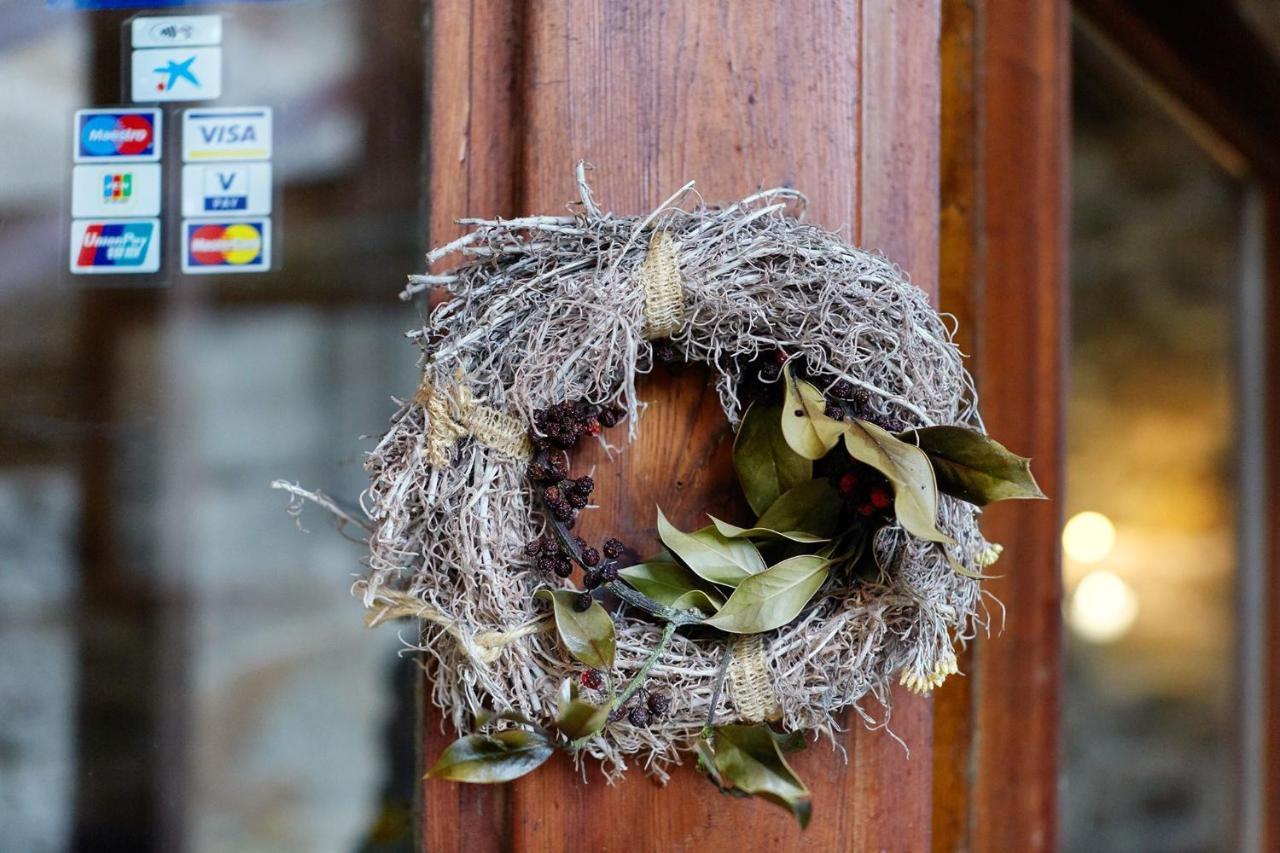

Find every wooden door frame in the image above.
[931,1,1068,851]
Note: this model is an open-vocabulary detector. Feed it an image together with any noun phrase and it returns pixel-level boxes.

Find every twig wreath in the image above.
[275,164,1043,827]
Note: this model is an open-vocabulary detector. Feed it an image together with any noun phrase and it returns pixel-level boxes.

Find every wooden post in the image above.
[424,2,944,848]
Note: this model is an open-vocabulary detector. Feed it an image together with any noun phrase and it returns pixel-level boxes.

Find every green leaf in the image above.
[734,404,813,515]
[426,729,554,783]
[902,425,1046,506]
[555,679,609,741]
[708,515,828,544]
[656,508,767,587]
[619,558,724,613]
[754,479,841,538]
[781,370,846,460]
[535,588,616,670]
[843,419,954,544]
[701,555,830,634]
[712,724,813,828]
[670,589,722,614]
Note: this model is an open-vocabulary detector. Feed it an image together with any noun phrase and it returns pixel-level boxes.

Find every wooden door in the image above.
[420,1,1066,850]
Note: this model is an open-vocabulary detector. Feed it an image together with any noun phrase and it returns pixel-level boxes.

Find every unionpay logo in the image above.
[182,219,271,274]
[69,219,161,275]
[75,109,161,162]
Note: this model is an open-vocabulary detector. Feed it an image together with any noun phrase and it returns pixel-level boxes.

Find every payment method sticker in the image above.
[131,15,222,48]
[131,46,222,102]
[74,108,161,162]
[72,163,162,218]
[181,162,272,216]
[182,107,272,161]
[69,219,161,274]
[182,219,271,274]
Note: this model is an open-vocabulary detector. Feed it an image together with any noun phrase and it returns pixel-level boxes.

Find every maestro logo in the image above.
[183,220,271,274]
[75,109,161,162]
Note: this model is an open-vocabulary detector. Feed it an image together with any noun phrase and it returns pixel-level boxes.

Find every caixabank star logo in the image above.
[75,109,161,162]
[182,219,271,274]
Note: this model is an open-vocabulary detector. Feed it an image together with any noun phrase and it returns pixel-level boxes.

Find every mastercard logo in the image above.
[182,220,271,274]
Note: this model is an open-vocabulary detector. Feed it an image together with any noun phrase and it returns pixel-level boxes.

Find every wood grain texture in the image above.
[930,1,978,849]
[423,1,942,849]
[969,2,1067,852]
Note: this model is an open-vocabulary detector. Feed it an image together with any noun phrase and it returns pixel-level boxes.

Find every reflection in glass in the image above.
[1063,25,1245,853]
[0,3,426,851]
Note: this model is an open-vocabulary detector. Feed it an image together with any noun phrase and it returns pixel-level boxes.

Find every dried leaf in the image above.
[656,508,767,587]
[535,588,616,670]
[781,370,845,460]
[707,515,828,544]
[426,729,554,783]
[712,724,813,828]
[902,425,1046,505]
[753,479,841,538]
[734,404,813,515]
[619,557,724,613]
[555,679,609,741]
[701,554,830,634]
[843,419,954,544]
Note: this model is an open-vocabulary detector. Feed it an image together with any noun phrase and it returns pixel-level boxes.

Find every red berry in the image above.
[580,669,604,690]
[857,503,874,517]
[838,472,859,495]
[869,487,891,509]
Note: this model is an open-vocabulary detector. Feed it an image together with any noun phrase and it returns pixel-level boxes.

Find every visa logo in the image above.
[199,124,259,144]
[182,107,273,161]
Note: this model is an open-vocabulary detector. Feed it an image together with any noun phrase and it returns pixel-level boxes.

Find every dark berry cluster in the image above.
[823,380,908,432]
[525,536,573,577]
[530,400,627,451]
[834,462,894,519]
[615,690,671,728]
[651,339,685,373]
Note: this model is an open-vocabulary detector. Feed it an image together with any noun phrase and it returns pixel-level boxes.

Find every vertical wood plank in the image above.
[423,1,943,849]
[969,1,1068,851]
[931,0,979,848]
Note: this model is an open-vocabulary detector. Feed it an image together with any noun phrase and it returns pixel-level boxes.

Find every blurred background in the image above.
[0,2,426,851]
[0,2,1277,852]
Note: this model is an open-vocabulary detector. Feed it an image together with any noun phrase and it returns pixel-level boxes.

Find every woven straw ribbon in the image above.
[391,231,780,722]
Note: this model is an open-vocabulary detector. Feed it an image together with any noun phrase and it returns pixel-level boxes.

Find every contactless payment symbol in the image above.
[181,163,272,216]
[182,219,271,274]
[69,219,161,275]
[74,109,161,162]
[131,47,221,103]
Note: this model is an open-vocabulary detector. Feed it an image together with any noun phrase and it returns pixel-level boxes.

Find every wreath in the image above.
[276,166,1043,827]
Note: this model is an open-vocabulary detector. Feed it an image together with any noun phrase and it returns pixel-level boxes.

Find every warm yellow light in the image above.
[1069,569,1138,643]
[1062,511,1116,563]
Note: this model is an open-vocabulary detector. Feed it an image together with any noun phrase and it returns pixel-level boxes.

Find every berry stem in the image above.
[536,488,702,626]
[702,642,735,739]
[612,620,678,712]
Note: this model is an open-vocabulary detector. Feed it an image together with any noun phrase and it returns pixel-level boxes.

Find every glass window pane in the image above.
[1064,24,1248,853]
[0,3,427,851]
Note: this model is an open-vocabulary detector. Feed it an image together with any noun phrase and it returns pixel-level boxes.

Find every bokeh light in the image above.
[1069,569,1139,644]
[1062,510,1117,563]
